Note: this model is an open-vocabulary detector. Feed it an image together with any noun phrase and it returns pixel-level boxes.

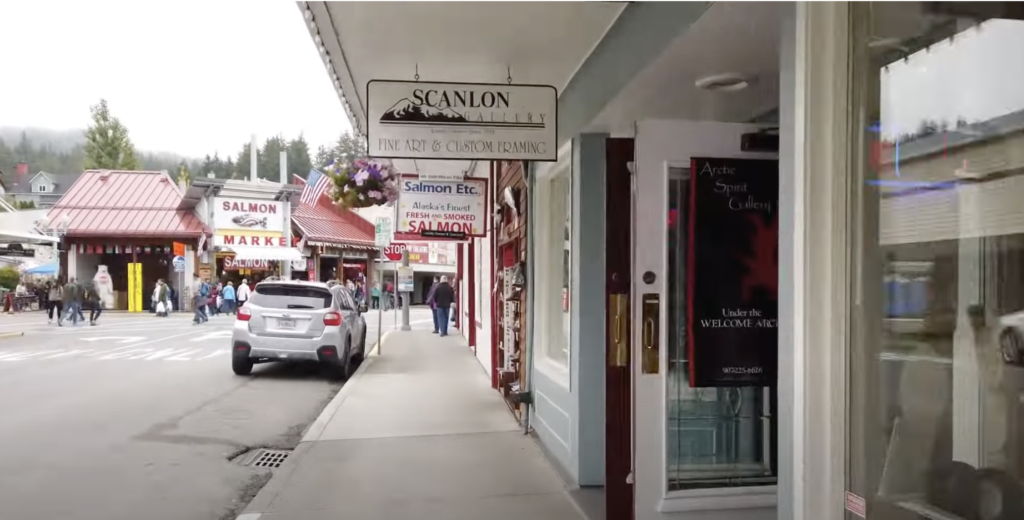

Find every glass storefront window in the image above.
[536,169,571,373]
[665,167,775,490]
[849,4,1024,519]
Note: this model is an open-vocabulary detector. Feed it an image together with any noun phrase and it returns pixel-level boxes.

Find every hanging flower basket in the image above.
[324,158,400,209]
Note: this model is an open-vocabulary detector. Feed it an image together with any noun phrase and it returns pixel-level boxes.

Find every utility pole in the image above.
[280,151,292,280]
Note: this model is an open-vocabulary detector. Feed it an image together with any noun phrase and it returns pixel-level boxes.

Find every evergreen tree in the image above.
[287,134,313,181]
[83,99,140,170]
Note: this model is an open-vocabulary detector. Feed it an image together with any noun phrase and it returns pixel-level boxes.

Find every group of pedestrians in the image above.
[191,275,250,324]
[425,275,456,337]
[45,277,103,326]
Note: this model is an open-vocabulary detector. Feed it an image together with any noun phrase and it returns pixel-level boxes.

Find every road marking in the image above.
[167,348,204,361]
[97,348,154,360]
[81,336,147,344]
[43,349,93,359]
[0,350,61,361]
[190,330,232,342]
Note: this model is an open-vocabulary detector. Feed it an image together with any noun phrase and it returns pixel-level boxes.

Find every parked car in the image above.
[231,279,368,378]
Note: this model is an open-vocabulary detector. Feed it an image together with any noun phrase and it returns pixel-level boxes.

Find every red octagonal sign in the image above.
[383,243,407,261]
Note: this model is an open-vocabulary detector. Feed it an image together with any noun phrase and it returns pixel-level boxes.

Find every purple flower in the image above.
[367,190,382,199]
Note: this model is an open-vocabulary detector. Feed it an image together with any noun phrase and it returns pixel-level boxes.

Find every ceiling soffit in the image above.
[301,1,626,137]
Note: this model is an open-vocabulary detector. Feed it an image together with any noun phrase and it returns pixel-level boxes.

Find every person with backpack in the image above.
[192,274,209,324]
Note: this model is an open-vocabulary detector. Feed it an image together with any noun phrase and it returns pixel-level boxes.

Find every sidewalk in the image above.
[238,329,584,520]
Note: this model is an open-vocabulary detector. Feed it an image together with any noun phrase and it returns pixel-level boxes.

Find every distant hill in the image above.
[0,126,198,177]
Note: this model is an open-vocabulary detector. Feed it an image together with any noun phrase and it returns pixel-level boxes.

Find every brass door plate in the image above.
[608,293,628,367]
[641,293,659,374]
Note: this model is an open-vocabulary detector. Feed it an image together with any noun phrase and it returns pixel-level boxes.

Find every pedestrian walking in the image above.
[86,283,103,325]
[60,277,82,327]
[154,279,170,317]
[47,281,63,324]
[371,282,380,309]
[432,275,455,337]
[425,276,441,334]
[192,274,209,324]
[236,278,251,308]
[222,281,236,315]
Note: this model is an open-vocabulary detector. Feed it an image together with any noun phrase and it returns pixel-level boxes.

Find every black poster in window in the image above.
[687,157,778,387]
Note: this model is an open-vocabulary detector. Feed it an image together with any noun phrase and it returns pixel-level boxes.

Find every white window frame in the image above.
[531,141,573,386]
[34,183,48,193]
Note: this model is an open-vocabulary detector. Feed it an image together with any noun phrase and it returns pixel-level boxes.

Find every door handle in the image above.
[641,293,659,374]
[608,293,628,367]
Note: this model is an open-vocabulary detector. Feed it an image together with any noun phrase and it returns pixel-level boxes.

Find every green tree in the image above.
[0,266,20,290]
[17,200,36,209]
[177,159,192,187]
[233,142,257,180]
[334,132,366,166]
[258,135,287,181]
[84,99,140,170]
[287,134,313,181]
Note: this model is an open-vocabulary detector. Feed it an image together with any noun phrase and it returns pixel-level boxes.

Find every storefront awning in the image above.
[228,246,303,262]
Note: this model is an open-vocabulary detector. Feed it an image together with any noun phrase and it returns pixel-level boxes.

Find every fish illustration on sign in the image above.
[232,214,268,229]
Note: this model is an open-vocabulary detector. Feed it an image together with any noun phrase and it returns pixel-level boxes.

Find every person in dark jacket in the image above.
[85,282,103,325]
[425,276,441,334]
[432,275,455,337]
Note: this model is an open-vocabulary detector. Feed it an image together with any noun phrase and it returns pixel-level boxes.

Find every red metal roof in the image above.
[291,174,375,247]
[48,170,206,238]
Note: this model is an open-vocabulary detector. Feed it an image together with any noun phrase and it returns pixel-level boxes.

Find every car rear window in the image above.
[250,285,332,310]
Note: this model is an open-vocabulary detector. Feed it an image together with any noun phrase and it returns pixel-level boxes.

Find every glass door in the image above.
[632,120,779,519]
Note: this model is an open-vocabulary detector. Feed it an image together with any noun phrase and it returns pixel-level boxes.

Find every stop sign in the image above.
[383,243,406,261]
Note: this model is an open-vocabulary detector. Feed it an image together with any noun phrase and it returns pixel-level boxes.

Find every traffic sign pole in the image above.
[374,216,392,355]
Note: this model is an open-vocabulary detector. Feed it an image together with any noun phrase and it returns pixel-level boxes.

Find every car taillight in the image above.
[323,312,342,326]
[237,307,251,321]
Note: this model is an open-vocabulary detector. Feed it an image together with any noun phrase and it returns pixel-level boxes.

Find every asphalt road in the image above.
[0,306,435,520]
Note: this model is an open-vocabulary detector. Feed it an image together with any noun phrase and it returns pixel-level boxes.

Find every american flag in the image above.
[301,169,331,206]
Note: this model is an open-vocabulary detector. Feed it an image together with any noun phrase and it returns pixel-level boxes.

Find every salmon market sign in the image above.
[366,80,557,162]
[213,197,286,247]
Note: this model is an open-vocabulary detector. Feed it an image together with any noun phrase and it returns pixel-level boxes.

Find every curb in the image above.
[239,330,392,518]
[0,331,24,340]
[300,329,390,443]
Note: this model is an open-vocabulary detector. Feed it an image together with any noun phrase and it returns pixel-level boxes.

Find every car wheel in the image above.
[327,340,353,381]
[232,355,253,376]
[999,329,1024,365]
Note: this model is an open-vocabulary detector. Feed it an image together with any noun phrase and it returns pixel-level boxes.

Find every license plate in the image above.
[277,318,296,329]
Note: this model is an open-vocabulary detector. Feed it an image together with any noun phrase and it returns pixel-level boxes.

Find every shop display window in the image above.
[848,4,1024,519]
[534,165,571,380]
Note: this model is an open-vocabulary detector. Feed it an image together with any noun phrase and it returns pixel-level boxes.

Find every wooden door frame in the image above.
[606,137,635,520]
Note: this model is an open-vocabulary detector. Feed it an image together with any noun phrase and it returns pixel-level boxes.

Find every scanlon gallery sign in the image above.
[366,80,557,162]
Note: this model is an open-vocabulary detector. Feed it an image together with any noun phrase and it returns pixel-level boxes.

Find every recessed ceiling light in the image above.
[695,73,752,93]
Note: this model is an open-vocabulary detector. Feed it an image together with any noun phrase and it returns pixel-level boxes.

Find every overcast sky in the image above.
[0,1,350,159]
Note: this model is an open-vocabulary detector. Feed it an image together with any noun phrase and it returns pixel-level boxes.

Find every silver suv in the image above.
[231,279,368,378]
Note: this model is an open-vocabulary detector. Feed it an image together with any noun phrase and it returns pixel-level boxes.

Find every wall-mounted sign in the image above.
[687,157,779,387]
[215,234,291,248]
[0,245,35,257]
[213,197,285,234]
[366,80,557,161]
[172,242,186,257]
[395,176,486,241]
[223,256,274,271]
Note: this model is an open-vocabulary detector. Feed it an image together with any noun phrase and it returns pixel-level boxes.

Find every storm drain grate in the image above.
[241,449,292,468]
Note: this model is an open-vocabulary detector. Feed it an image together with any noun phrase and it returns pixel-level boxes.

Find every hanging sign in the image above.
[366,80,557,161]
[394,175,486,241]
[687,157,779,387]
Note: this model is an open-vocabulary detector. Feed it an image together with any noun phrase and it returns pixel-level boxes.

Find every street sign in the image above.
[383,243,406,261]
[172,255,186,272]
[172,242,186,257]
[397,266,414,293]
[374,217,392,247]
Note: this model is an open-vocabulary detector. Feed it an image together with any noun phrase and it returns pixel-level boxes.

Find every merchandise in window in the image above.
[848,4,1024,519]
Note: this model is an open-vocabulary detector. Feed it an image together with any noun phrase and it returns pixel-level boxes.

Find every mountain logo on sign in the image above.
[380,99,468,124]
